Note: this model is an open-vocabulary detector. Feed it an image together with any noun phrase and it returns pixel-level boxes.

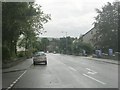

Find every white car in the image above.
[33,52,47,65]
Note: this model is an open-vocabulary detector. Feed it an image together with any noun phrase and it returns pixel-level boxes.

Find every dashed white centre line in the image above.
[83,73,106,85]
[68,66,77,72]
[6,70,27,90]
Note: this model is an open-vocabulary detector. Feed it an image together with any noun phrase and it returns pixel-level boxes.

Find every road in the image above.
[3,53,118,89]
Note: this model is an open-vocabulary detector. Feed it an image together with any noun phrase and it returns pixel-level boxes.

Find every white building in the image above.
[17,34,25,52]
[80,27,97,47]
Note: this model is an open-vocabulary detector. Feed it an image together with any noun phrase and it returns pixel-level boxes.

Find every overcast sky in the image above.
[35,0,115,38]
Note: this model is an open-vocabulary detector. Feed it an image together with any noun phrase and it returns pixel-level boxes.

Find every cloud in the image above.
[35,0,115,38]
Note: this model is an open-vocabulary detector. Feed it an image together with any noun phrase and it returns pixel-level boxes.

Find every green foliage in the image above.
[58,37,93,55]
[72,40,93,55]
[2,46,11,60]
[118,2,120,52]
[17,51,25,58]
[47,38,60,53]
[40,38,49,52]
[94,1,119,53]
[33,41,42,52]
[2,2,51,60]
[81,43,93,54]
[59,38,66,53]
[59,37,74,54]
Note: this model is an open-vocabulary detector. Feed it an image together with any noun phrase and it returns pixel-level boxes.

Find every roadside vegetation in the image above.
[93,1,119,53]
[2,2,51,63]
[2,1,120,63]
[47,1,120,58]
[47,37,93,56]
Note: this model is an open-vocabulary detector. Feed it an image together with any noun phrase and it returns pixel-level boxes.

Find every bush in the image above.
[2,46,11,60]
[17,51,25,57]
[72,42,93,55]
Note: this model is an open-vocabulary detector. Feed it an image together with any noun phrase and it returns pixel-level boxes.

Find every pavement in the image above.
[82,56,119,65]
[2,58,33,89]
[2,53,118,89]
[3,58,33,73]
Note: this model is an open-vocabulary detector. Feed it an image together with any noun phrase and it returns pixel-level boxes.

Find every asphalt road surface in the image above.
[3,53,118,89]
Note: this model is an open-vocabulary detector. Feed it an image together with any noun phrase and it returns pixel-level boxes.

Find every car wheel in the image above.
[45,61,47,65]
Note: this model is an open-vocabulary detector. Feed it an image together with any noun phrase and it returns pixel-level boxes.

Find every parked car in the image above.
[33,51,47,65]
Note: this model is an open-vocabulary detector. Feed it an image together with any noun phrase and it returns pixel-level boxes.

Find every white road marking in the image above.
[83,73,106,85]
[86,68,97,75]
[88,71,97,74]
[68,66,77,71]
[86,68,91,71]
[6,70,27,90]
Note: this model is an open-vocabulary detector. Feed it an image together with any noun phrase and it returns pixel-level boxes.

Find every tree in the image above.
[40,38,49,52]
[72,40,93,55]
[59,37,75,54]
[2,2,51,61]
[47,38,60,53]
[18,31,37,57]
[59,37,67,54]
[93,1,119,53]
[66,37,74,54]
[2,2,29,59]
[118,1,120,52]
